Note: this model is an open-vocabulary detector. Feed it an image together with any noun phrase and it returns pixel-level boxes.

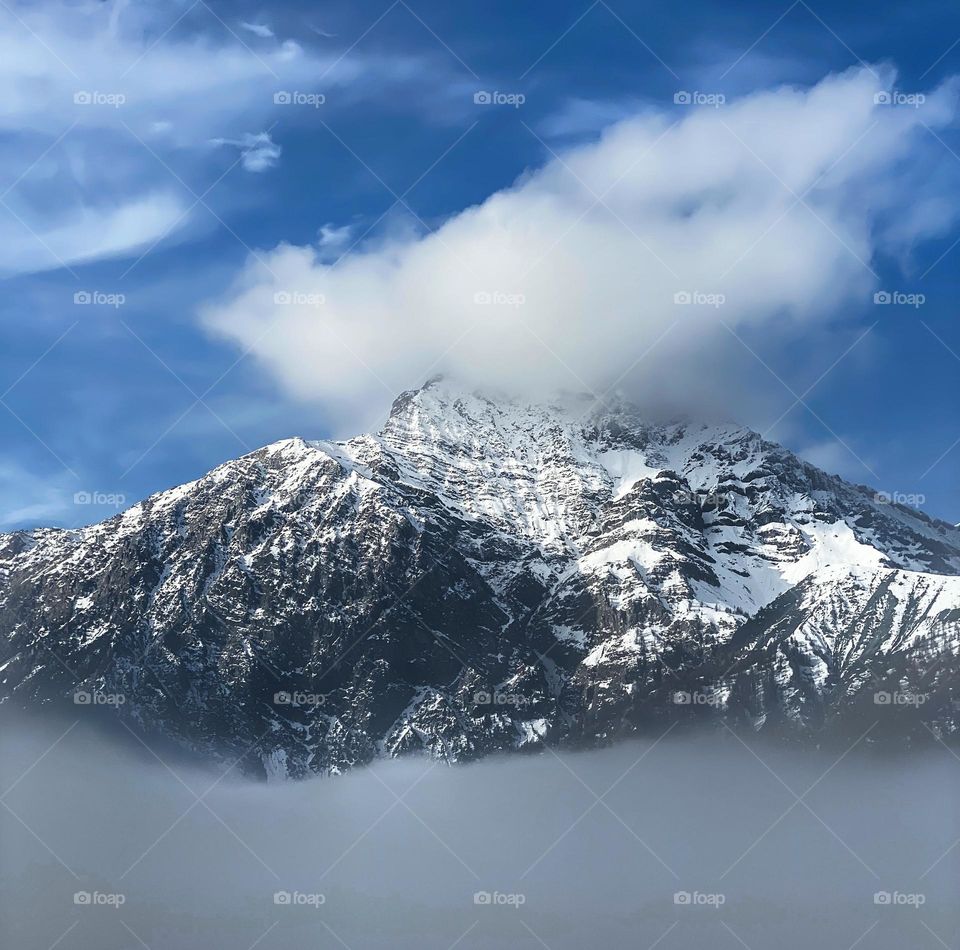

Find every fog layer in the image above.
[1,713,957,949]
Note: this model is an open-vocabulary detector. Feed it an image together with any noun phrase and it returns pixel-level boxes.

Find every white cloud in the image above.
[316,222,355,259]
[539,97,643,139]
[795,438,874,481]
[239,21,275,39]
[306,22,338,39]
[0,192,187,277]
[202,66,960,429]
[0,0,453,276]
[0,461,74,529]
[211,132,281,173]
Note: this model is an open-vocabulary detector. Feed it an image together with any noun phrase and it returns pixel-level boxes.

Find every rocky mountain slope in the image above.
[1,379,958,777]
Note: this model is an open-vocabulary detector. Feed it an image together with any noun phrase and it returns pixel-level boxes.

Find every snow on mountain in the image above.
[1,378,958,776]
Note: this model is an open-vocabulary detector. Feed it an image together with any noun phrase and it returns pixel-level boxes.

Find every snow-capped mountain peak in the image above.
[1,379,957,777]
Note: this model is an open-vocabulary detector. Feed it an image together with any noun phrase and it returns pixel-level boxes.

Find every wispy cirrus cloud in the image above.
[0,0,460,277]
[0,460,77,529]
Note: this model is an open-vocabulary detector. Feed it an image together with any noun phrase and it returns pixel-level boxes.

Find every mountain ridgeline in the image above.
[1,379,958,777]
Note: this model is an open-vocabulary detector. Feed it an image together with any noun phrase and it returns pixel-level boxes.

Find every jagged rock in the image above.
[1,378,958,776]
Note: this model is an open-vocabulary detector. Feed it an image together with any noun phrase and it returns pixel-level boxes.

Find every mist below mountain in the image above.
[1,711,956,949]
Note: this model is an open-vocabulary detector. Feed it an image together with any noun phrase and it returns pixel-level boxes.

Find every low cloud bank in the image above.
[1,712,957,948]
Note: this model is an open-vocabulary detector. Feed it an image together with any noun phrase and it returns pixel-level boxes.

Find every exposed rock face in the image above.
[1,379,958,777]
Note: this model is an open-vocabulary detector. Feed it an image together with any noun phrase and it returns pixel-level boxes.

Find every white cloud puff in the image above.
[239,21,275,39]
[211,132,282,173]
[202,66,960,428]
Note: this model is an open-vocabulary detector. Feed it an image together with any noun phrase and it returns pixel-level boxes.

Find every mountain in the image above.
[1,379,958,777]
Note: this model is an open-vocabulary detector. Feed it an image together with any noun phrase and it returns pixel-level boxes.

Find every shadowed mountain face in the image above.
[1,378,958,777]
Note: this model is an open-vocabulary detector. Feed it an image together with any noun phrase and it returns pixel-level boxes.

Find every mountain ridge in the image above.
[1,378,958,777]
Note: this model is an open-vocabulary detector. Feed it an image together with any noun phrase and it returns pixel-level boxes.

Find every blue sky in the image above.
[1,0,959,529]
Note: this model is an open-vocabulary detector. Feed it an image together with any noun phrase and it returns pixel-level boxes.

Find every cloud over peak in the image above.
[203,66,959,428]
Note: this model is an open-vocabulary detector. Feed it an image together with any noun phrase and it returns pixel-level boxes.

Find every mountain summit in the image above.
[2,379,958,777]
